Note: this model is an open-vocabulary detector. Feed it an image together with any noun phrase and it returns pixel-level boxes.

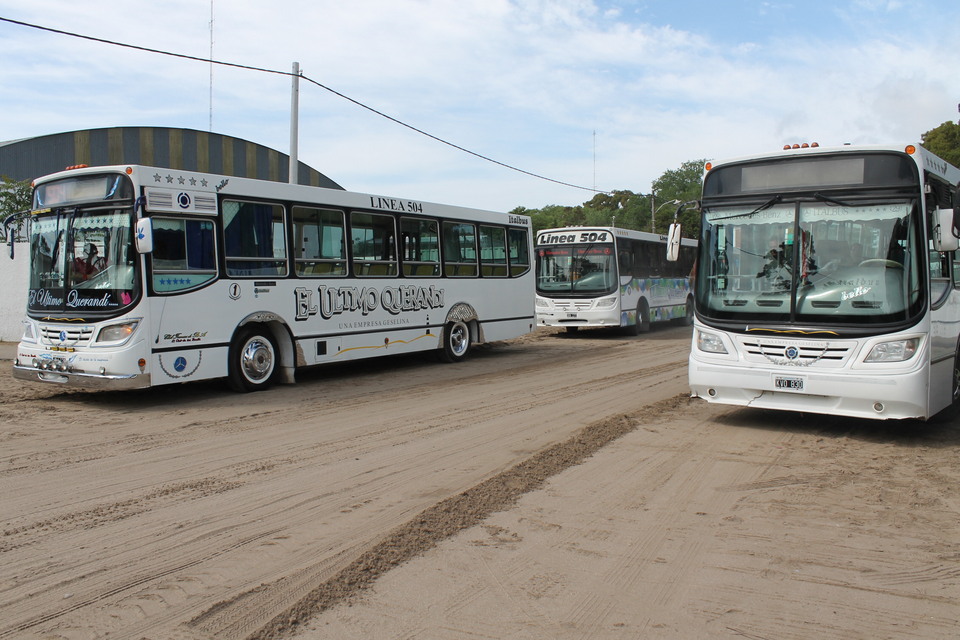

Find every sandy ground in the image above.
[1,327,959,639]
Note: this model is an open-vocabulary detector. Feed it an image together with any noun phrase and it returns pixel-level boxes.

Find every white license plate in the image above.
[774,376,804,391]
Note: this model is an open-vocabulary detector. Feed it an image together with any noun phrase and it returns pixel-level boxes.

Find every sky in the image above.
[0,0,958,212]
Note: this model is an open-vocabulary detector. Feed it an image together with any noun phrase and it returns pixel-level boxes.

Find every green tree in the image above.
[0,176,32,241]
[921,121,960,167]
[515,158,706,239]
[650,159,706,238]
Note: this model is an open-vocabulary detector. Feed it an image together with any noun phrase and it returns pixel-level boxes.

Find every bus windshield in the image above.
[536,244,618,296]
[28,175,139,315]
[696,198,924,325]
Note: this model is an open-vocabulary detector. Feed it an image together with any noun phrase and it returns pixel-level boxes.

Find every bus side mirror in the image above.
[135,218,154,254]
[666,223,682,262]
[933,208,960,252]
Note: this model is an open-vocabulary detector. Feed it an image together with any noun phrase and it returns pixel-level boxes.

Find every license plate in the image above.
[566,313,578,318]
[774,376,804,391]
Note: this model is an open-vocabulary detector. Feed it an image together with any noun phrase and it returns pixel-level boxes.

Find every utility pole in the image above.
[289,62,300,185]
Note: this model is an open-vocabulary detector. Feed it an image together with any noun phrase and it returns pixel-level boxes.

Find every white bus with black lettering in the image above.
[535,226,696,334]
[6,165,534,391]
[682,143,960,420]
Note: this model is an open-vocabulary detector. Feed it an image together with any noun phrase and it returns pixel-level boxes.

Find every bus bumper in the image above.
[536,308,623,328]
[688,356,928,420]
[12,363,150,390]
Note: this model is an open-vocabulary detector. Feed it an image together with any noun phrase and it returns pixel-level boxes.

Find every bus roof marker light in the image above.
[704,162,713,171]
[905,144,917,154]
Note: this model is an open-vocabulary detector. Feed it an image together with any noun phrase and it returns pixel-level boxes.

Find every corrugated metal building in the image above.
[0,126,343,189]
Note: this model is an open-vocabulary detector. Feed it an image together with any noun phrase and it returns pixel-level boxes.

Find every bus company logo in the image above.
[294,285,445,321]
[925,155,948,176]
[784,346,800,360]
[174,356,188,372]
[177,192,192,209]
[508,214,529,225]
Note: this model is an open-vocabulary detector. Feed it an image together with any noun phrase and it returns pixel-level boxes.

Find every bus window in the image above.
[400,217,440,276]
[351,212,397,276]
[151,217,216,292]
[508,228,530,276]
[223,200,287,277]
[443,221,477,277]
[479,225,508,277]
[293,206,346,277]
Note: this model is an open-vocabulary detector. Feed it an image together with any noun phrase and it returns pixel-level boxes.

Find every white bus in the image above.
[535,226,696,334]
[7,164,534,392]
[686,143,960,420]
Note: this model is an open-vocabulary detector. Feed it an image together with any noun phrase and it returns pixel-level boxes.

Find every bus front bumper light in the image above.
[697,330,728,354]
[864,338,919,363]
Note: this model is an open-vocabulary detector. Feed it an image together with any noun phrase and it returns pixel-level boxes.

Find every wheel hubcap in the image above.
[450,325,468,356]
[241,338,274,382]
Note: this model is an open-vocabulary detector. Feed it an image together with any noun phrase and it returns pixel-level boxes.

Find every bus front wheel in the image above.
[439,320,471,363]
[628,300,650,336]
[228,326,278,392]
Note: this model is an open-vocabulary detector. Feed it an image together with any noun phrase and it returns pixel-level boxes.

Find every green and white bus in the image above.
[535,226,696,334]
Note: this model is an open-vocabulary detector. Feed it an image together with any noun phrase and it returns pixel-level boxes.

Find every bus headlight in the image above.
[697,329,728,354]
[595,297,618,309]
[535,297,550,308]
[864,338,919,363]
[95,320,140,346]
[21,320,37,344]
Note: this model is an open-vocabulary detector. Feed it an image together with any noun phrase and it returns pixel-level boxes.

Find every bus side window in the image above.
[479,225,508,277]
[223,200,288,277]
[351,212,397,277]
[293,206,346,277]
[151,217,217,293]
[442,221,477,277]
[508,228,530,277]
[400,217,440,277]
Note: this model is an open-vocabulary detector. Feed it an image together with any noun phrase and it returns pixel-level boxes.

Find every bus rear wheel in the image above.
[438,320,471,363]
[228,326,278,392]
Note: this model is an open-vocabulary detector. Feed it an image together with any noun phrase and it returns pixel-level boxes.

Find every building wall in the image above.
[0,244,28,342]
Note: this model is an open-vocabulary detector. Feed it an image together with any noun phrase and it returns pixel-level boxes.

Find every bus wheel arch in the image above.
[228,315,294,391]
[438,303,479,363]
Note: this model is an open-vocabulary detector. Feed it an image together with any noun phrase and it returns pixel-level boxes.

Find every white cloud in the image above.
[1,0,958,211]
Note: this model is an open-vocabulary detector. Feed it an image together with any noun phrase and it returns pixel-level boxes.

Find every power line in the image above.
[0,15,606,195]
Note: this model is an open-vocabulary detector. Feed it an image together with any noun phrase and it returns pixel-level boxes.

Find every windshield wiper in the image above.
[709,195,783,222]
[814,192,854,207]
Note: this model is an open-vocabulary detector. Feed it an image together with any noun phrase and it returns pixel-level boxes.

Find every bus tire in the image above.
[228,326,278,392]
[438,320,471,363]
[675,296,694,326]
[628,300,650,335]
